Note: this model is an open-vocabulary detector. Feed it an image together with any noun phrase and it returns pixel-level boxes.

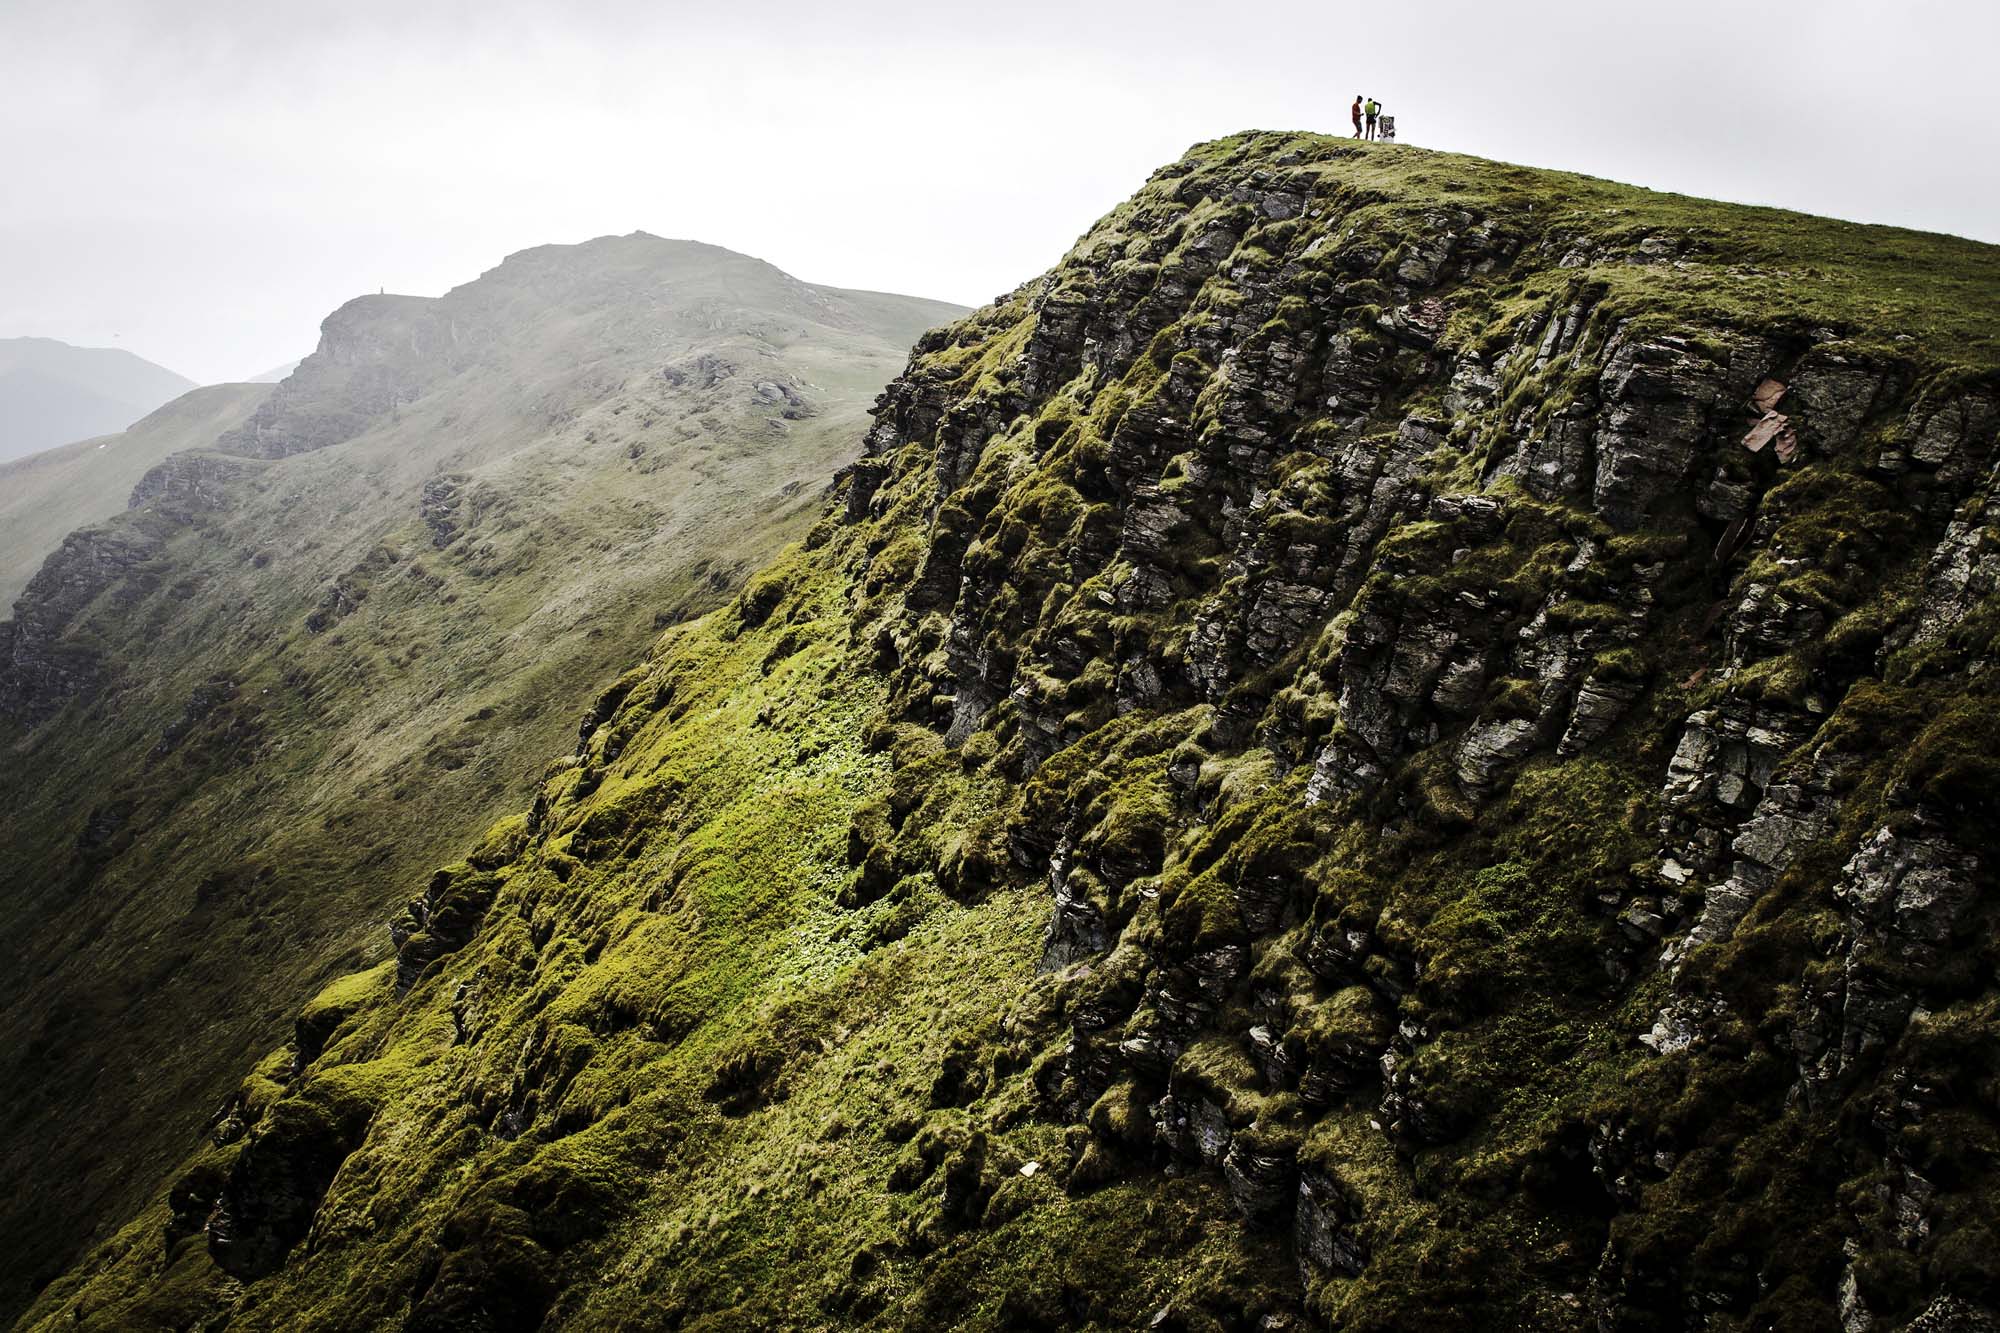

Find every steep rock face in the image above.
[215,295,452,460]
[0,381,274,607]
[0,517,173,712]
[2,439,271,718]
[23,136,2000,1332]
[854,141,2000,1328]
[126,449,267,515]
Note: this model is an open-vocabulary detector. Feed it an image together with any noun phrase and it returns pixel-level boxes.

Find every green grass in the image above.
[1165,131,2000,371]
[17,133,2000,1331]
[0,239,964,1323]
[0,382,273,607]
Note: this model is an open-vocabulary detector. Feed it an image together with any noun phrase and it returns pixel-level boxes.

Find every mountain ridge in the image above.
[0,234,962,1322]
[0,381,274,608]
[18,134,2000,1330]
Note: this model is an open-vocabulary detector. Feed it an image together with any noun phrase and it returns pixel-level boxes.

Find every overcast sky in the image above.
[4,0,1997,384]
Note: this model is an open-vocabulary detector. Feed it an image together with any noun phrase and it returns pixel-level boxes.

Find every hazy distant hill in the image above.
[0,337,197,463]
[248,359,301,383]
[0,233,960,1319]
[0,382,273,607]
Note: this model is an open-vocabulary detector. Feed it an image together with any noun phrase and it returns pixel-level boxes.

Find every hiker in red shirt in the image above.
[1351,95,1363,138]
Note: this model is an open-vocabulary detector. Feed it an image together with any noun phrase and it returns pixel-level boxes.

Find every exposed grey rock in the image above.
[1482,323,1782,531]
[1901,388,2000,489]
[217,294,456,461]
[0,520,165,717]
[1221,1135,1297,1217]
[1455,716,1539,794]
[1295,1169,1367,1279]
[1300,917,1373,987]
[1040,836,1108,971]
[419,472,469,548]
[828,142,2000,1325]
[1903,1294,2000,1333]
[1430,654,1488,716]
[1657,700,1813,879]
[128,450,265,518]
[1661,717,1863,971]
[1376,1046,1460,1146]
[1724,578,1828,666]
[1910,458,2000,648]
[1588,1118,1676,1205]
[1558,675,1643,755]
[1701,469,1758,523]
[1839,1262,1877,1333]
[1150,1090,1235,1167]
[1788,352,1887,455]
[1442,359,1500,417]
[1304,730,1390,805]
[1116,1032,1180,1078]
[1591,335,1756,529]
[1638,995,1725,1055]
[1794,826,1980,1095]
[1662,704,1788,813]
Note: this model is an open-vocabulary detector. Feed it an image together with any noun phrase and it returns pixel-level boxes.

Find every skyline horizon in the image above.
[18,129,2000,389]
[8,0,1998,385]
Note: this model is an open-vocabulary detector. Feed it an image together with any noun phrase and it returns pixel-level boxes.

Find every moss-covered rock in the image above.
[23,131,2000,1332]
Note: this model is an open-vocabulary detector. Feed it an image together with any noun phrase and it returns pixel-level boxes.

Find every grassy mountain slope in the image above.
[0,237,961,1320]
[0,338,199,464]
[0,382,274,606]
[22,134,2000,1332]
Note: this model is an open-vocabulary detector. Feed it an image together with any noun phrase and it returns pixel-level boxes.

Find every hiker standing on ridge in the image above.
[1365,96,1381,141]
[1351,94,1363,138]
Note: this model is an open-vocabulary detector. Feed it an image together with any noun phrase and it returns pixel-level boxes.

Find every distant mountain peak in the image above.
[0,338,197,463]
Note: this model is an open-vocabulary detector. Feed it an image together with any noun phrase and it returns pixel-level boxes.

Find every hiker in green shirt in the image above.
[1365,98,1382,141]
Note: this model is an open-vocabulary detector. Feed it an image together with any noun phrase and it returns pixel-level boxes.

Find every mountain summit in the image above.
[0,235,960,1321]
[19,135,2000,1331]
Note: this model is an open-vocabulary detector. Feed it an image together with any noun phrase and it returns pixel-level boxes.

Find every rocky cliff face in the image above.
[0,381,274,608]
[216,295,454,460]
[22,136,2000,1332]
[1,450,274,716]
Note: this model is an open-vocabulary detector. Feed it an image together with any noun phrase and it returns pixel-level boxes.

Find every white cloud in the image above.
[3,0,1996,383]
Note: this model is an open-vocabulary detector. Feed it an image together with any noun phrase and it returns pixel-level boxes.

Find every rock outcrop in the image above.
[19,134,2000,1333]
[214,295,455,461]
[0,518,168,715]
